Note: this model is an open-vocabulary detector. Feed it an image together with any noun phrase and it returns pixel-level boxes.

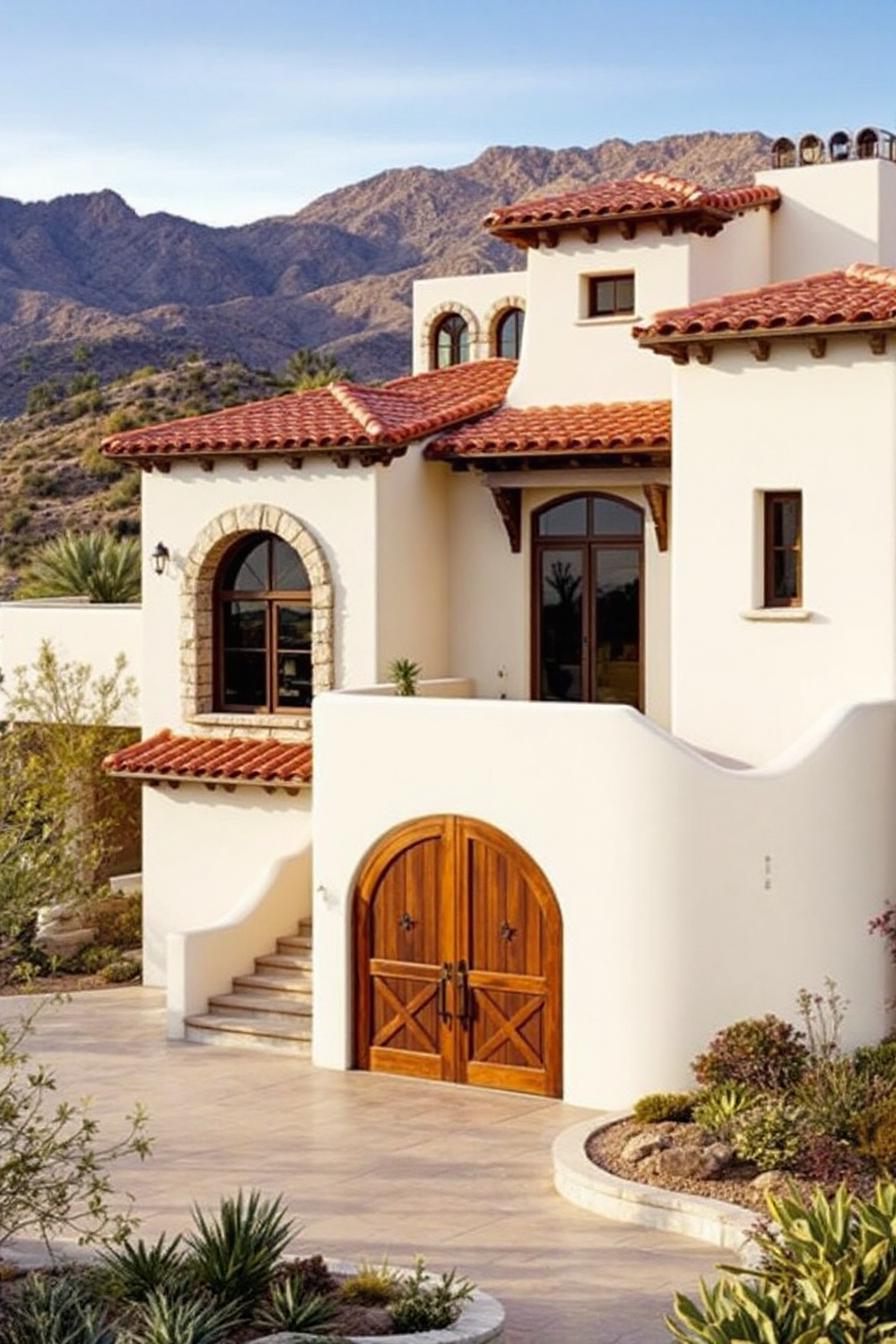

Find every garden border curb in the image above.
[552,1113,758,1257]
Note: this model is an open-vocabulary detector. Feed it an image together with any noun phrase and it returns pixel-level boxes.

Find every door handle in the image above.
[455,960,471,1027]
[438,962,453,1023]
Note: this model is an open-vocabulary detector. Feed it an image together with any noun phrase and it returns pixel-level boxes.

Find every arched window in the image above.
[532,493,644,709]
[828,130,851,162]
[432,313,470,369]
[771,137,796,169]
[798,133,825,166]
[494,307,525,359]
[215,532,312,711]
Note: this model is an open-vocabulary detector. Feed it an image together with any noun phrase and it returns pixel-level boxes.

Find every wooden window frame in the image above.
[494,306,524,359]
[214,533,312,714]
[530,492,645,709]
[763,491,803,608]
[586,272,635,319]
[431,313,470,369]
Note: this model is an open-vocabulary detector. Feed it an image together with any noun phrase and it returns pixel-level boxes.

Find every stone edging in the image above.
[552,1113,758,1258]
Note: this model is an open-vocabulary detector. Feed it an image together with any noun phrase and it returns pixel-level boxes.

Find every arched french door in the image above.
[354,816,562,1097]
[532,492,644,708]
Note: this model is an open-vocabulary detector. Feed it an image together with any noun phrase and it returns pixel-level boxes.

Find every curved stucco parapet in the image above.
[311,692,896,1108]
[179,504,334,724]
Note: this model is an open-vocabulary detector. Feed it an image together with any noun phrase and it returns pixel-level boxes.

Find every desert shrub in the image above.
[853,1039,896,1083]
[388,1259,474,1334]
[794,1055,885,1142]
[81,443,124,481]
[255,1278,340,1333]
[100,959,140,984]
[632,1092,694,1124]
[287,1253,338,1298]
[692,1015,808,1092]
[856,1097,896,1166]
[18,531,140,602]
[0,1273,111,1344]
[125,1289,239,1344]
[83,892,142,949]
[692,1083,757,1142]
[796,1134,877,1192]
[731,1097,806,1172]
[0,1000,150,1248]
[105,472,141,510]
[340,1256,401,1305]
[69,944,120,974]
[186,1190,293,1318]
[99,1233,186,1303]
[667,1182,896,1343]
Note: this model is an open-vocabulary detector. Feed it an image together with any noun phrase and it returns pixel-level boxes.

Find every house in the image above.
[4,127,896,1109]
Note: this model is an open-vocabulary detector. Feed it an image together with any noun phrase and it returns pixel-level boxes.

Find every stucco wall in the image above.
[0,600,142,726]
[312,691,895,1110]
[141,782,310,988]
[671,341,896,764]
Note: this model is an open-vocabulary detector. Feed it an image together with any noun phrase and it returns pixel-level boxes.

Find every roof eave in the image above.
[638,317,896,359]
[487,204,734,248]
[104,767,310,791]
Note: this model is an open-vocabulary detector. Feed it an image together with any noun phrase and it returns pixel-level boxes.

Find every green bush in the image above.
[100,959,140,984]
[99,1233,186,1302]
[731,1097,806,1172]
[692,1083,757,1142]
[0,1273,111,1344]
[692,1015,808,1092]
[18,531,141,603]
[795,1055,885,1142]
[856,1097,896,1165]
[632,1092,694,1124]
[854,1039,896,1083]
[667,1182,896,1343]
[185,1190,293,1319]
[388,1259,475,1334]
[84,892,142,948]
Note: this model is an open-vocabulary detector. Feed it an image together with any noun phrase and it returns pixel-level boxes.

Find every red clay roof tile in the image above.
[426,400,671,459]
[485,172,779,238]
[103,730,312,785]
[636,262,896,343]
[101,359,516,459]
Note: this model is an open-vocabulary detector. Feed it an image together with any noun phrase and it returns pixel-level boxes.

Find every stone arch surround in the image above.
[418,301,484,369]
[483,295,527,356]
[181,504,334,732]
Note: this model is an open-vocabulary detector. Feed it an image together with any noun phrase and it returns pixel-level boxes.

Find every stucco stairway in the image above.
[184,918,312,1054]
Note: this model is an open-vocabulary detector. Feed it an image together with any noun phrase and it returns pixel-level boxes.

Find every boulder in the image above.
[622,1130,671,1163]
[657,1142,734,1180]
[751,1169,790,1194]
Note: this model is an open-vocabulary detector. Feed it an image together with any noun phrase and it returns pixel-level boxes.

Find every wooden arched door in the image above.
[354,816,562,1097]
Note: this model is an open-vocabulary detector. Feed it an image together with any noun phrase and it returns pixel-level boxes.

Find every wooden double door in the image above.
[354,816,562,1097]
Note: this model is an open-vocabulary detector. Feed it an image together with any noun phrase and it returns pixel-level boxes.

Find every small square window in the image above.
[587,272,635,318]
[764,492,802,607]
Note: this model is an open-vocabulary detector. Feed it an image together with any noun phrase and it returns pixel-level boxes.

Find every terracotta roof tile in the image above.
[485,172,779,237]
[101,359,516,459]
[636,262,896,343]
[426,400,671,459]
[103,730,312,785]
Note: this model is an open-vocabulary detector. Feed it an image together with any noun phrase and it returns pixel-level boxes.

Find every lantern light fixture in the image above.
[151,541,170,576]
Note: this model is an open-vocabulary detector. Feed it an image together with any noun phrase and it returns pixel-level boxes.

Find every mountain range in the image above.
[0,130,772,417]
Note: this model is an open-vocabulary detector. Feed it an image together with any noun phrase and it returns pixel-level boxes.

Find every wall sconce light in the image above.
[151,542,170,576]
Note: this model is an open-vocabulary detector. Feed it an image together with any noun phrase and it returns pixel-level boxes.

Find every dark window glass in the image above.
[539,549,584,701]
[587,272,635,318]
[764,493,802,607]
[592,497,643,536]
[495,307,524,359]
[216,532,313,711]
[594,547,641,707]
[433,313,470,369]
[537,497,589,537]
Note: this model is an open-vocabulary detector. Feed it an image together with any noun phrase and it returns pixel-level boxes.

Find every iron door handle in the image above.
[456,961,471,1027]
[438,962,453,1023]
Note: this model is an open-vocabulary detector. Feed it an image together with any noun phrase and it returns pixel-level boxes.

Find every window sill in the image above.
[188,711,312,731]
[740,608,812,622]
[575,314,639,327]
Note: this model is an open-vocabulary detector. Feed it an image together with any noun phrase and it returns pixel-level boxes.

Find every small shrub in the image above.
[125,1289,239,1344]
[795,1055,886,1142]
[732,1097,807,1172]
[256,1278,340,1333]
[99,1233,186,1302]
[692,1083,757,1141]
[289,1253,338,1298]
[388,1259,475,1334]
[853,1039,896,1083]
[70,945,120,975]
[186,1190,294,1318]
[0,1273,112,1344]
[100,958,140,984]
[83,892,142,948]
[796,1134,877,1191]
[856,1097,896,1166]
[692,1015,808,1092]
[632,1092,694,1124]
[340,1256,401,1305]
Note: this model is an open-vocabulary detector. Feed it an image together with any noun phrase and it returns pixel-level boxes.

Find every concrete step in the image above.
[298,916,312,931]
[256,952,311,972]
[208,992,312,1024]
[232,972,312,997]
[277,935,312,953]
[185,1014,312,1055]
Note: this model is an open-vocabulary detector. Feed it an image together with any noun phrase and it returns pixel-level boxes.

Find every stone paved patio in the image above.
[2,988,721,1342]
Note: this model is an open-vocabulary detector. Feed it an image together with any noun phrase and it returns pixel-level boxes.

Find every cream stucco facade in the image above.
[5,133,896,1107]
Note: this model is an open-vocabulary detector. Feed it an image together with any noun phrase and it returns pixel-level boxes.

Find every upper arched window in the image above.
[494,307,525,359]
[215,532,312,712]
[432,313,470,369]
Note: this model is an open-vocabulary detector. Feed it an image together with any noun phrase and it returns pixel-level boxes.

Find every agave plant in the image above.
[692,1082,758,1141]
[388,658,421,697]
[0,1273,114,1344]
[99,1232,187,1302]
[185,1189,294,1318]
[122,1289,239,1344]
[255,1275,340,1333]
[18,531,141,603]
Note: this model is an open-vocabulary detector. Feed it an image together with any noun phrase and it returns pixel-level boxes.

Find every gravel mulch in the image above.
[0,971,138,997]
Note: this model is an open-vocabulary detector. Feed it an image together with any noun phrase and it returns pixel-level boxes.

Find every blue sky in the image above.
[3,0,896,225]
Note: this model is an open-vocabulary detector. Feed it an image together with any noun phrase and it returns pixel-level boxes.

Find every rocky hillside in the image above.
[0,130,772,417]
[0,356,279,592]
